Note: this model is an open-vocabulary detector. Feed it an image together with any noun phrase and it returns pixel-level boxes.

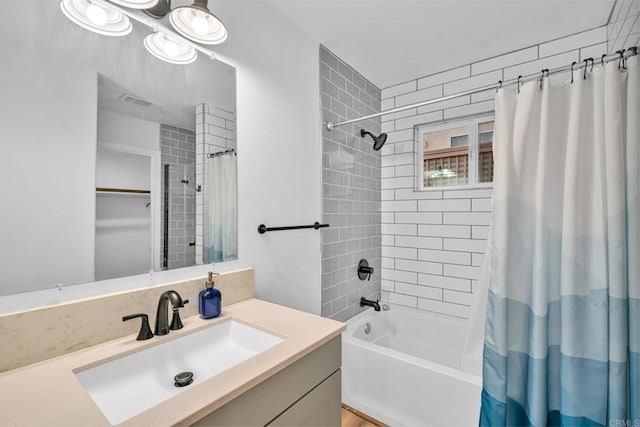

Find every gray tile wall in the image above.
[320,45,382,321]
[160,125,197,270]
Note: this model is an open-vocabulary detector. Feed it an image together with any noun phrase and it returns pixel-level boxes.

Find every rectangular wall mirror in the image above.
[0,1,237,299]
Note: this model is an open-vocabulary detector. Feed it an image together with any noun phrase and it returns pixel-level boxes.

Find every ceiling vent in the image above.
[118,93,153,107]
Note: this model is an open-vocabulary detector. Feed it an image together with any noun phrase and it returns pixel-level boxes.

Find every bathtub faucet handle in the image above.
[358,259,374,281]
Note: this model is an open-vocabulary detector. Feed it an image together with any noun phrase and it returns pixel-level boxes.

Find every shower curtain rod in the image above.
[208,149,236,157]
[325,47,638,131]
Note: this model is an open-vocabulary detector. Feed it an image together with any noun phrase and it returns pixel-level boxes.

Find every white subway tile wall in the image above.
[195,104,237,264]
[321,45,382,321]
[608,0,640,53]
[380,25,610,319]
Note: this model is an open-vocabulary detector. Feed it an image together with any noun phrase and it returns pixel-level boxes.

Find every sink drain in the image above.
[174,371,194,387]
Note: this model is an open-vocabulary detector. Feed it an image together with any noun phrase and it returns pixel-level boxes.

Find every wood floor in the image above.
[341,404,385,427]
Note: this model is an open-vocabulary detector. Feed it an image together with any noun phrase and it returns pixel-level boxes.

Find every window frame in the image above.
[415,113,495,192]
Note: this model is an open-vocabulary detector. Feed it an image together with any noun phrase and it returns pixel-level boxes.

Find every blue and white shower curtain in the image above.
[204,152,237,263]
[480,56,639,426]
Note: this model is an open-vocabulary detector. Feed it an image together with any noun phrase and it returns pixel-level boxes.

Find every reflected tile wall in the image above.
[160,125,196,269]
[320,45,382,321]
[195,104,237,264]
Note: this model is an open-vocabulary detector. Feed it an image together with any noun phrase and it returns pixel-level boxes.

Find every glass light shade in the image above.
[60,0,132,37]
[86,4,108,25]
[108,0,160,9]
[169,4,227,45]
[143,32,197,65]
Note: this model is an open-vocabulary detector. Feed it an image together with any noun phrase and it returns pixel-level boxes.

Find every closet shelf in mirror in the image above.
[96,187,151,195]
[96,218,151,229]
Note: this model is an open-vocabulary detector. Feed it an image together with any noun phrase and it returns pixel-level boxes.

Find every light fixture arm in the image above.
[93,0,218,61]
[193,0,209,9]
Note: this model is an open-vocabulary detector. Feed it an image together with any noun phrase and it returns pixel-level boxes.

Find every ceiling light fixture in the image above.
[86,3,108,25]
[60,0,222,65]
[143,0,171,19]
[143,31,197,65]
[169,0,227,45]
[108,0,159,9]
[60,0,132,37]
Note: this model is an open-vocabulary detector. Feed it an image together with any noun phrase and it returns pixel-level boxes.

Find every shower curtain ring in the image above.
[570,62,577,84]
[539,69,549,90]
[539,72,543,90]
[517,75,522,93]
[583,58,593,80]
[497,80,502,92]
[617,49,626,70]
[601,54,606,67]
[627,47,639,68]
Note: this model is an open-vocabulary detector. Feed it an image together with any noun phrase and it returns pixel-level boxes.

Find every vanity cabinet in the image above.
[193,336,341,427]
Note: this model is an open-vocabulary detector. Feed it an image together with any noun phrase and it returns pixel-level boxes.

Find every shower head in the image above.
[360,129,387,151]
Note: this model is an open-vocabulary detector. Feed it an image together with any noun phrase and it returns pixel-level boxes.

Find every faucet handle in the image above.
[170,299,189,331]
[358,259,374,281]
[123,313,154,341]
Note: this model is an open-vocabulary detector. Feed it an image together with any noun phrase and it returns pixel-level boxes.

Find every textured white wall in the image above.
[212,1,323,314]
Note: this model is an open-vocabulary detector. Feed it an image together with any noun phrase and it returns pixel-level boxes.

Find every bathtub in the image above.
[342,304,482,426]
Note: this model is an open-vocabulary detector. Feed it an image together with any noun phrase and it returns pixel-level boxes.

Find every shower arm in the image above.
[325,47,638,131]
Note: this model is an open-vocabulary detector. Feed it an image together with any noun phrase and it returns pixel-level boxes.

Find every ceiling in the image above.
[267,0,615,89]
[98,75,196,131]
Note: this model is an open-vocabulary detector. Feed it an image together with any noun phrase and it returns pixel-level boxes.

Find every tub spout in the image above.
[360,297,381,311]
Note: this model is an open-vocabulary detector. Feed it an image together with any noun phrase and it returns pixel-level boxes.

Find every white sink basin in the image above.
[74,320,284,425]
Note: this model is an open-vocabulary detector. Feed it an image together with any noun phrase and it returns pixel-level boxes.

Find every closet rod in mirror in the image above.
[96,187,151,194]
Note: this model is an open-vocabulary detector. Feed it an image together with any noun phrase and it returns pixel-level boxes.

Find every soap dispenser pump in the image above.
[199,272,221,319]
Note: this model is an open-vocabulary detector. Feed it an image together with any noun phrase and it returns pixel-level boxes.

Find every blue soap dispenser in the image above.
[199,272,221,319]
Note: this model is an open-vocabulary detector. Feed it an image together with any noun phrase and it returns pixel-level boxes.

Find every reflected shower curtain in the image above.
[204,152,237,263]
[480,56,639,426]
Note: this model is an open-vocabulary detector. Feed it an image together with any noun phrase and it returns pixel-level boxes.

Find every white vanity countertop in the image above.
[0,299,345,426]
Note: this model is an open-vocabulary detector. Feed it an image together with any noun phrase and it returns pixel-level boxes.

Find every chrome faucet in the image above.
[154,290,188,336]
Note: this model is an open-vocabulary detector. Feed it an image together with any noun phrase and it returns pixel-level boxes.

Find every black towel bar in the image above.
[257,222,330,234]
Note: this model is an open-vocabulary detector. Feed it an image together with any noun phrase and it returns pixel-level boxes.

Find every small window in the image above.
[417,115,494,189]
[478,121,494,183]
[451,135,469,147]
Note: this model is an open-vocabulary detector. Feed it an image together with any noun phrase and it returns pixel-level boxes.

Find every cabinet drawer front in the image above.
[268,370,341,427]
[193,336,341,426]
